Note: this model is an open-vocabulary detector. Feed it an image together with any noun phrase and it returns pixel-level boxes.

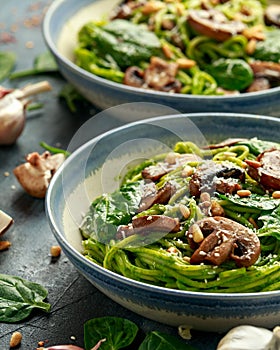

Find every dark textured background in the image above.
[0,1,222,348]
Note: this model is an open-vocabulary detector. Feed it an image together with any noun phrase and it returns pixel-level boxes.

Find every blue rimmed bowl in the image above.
[43,0,280,116]
[46,112,280,332]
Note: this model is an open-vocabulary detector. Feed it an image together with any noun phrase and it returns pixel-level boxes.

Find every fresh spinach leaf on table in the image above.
[9,51,58,79]
[84,316,138,350]
[0,51,16,82]
[0,274,51,322]
[139,331,197,350]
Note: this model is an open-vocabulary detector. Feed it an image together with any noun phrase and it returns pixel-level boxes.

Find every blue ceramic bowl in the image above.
[46,113,280,332]
[43,0,280,117]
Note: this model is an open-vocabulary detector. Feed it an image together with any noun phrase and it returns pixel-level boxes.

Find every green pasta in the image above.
[74,0,280,95]
[81,137,280,293]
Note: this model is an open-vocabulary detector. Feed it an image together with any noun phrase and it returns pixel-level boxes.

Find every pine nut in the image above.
[141,1,164,14]
[0,240,11,251]
[176,58,196,69]
[165,152,178,164]
[192,224,204,243]
[181,165,194,177]
[50,245,61,258]
[179,204,190,219]
[162,44,173,59]
[237,189,251,197]
[272,191,280,199]
[10,331,22,348]
[200,192,211,203]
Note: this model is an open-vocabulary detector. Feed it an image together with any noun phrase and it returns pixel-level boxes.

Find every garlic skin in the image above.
[217,325,278,350]
[0,93,25,145]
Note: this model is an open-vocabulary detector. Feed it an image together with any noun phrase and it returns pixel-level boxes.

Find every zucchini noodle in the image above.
[74,0,280,95]
[81,137,280,293]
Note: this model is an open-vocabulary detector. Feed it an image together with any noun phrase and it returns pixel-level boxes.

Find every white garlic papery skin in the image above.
[0,93,25,145]
[217,325,277,350]
[267,327,280,350]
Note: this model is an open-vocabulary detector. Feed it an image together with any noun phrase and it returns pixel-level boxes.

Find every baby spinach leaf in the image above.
[80,181,144,242]
[0,51,16,82]
[258,205,280,241]
[238,138,280,155]
[10,51,58,79]
[78,20,161,69]
[218,193,280,211]
[206,58,253,91]
[253,30,280,63]
[138,331,197,350]
[84,316,138,350]
[0,274,51,323]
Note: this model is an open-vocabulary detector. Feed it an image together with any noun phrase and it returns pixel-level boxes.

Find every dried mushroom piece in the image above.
[13,151,65,198]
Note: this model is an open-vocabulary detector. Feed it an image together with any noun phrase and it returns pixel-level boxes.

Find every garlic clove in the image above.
[266,326,280,350]
[217,325,274,350]
[0,94,25,145]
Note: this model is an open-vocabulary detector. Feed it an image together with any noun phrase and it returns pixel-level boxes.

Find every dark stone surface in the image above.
[0,1,222,348]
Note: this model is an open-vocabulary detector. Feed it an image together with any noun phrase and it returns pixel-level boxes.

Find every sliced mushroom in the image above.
[265,4,280,28]
[124,66,145,88]
[13,151,65,198]
[245,148,280,190]
[132,214,181,235]
[249,61,280,86]
[142,153,202,182]
[246,77,271,92]
[189,160,245,198]
[138,181,176,212]
[187,216,261,267]
[203,138,248,149]
[116,214,181,239]
[143,57,182,93]
[187,9,246,42]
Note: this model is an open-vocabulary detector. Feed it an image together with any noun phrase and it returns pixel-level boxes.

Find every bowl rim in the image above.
[43,0,280,102]
[46,112,280,300]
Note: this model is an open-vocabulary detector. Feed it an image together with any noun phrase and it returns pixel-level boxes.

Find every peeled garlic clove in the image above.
[217,325,273,350]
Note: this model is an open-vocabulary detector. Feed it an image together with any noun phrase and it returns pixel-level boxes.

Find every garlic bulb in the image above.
[217,325,280,350]
[0,81,51,145]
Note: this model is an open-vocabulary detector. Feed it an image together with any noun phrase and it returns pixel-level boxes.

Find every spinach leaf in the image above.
[206,58,253,91]
[218,193,280,211]
[253,29,280,63]
[138,331,197,350]
[80,181,144,242]
[77,20,161,69]
[10,51,58,79]
[84,316,138,350]
[0,51,16,82]
[0,274,51,322]
[258,205,280,241]
[238,137,280,155]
